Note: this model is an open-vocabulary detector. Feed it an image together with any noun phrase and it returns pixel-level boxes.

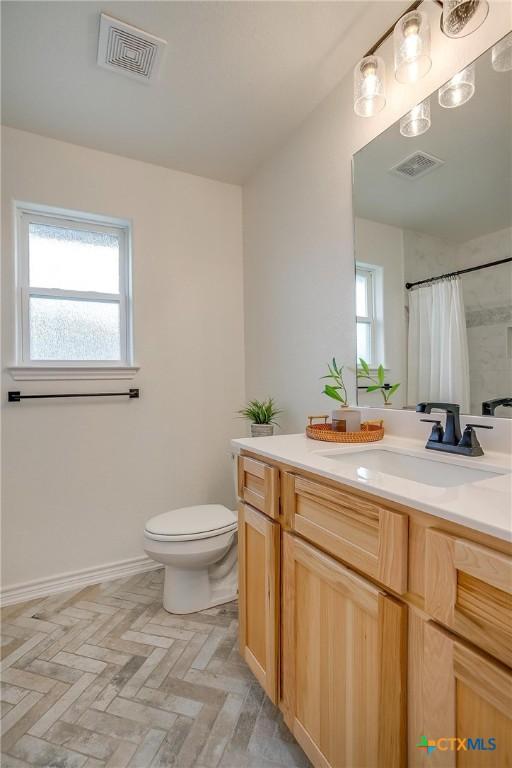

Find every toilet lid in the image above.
[145,505,237,541]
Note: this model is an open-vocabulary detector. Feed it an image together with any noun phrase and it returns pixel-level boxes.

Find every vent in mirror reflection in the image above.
[389,151,444,180]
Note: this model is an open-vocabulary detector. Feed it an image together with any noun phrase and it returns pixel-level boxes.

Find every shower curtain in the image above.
[407,277,470,412]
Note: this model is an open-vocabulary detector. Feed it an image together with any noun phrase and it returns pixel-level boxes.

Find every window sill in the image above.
[6,365,140,381]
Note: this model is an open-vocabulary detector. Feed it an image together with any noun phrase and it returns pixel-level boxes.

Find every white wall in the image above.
[1,127,245,591]
[243,1,511,434]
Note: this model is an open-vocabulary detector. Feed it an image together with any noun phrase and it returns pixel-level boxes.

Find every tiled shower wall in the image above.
[404,226,512,417]
[462,228,512,417]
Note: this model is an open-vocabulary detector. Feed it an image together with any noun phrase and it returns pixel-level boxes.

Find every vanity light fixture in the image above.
[353,0,436,116]
[438,63,475,108]
[352,0,489,118]
[441,0,489,38]
[353,56,386,117]
[394,10,432,83]
[400,98,431,137]
[492,32,512,72]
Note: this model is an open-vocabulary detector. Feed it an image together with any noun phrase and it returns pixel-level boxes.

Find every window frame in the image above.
[14,203,134,373]
[355,265,376,366]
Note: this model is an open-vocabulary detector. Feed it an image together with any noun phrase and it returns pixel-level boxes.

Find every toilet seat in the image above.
[144,504,237,542]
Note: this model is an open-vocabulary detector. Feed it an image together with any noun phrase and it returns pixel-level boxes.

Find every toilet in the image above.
[144,504,238,614]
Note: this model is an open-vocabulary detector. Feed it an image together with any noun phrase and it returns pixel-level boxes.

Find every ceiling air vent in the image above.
[97,14,167,83]
[389,151,444,180]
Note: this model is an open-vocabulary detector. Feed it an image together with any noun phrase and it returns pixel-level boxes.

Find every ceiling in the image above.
[1,1,404,184]
[353,46,512,243]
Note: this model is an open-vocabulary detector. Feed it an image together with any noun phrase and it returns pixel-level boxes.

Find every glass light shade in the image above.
[492,33,512,72]
[394,10,431,84]
[438,63,475,108]
[353,56,386,117]
[400,98,431,137]
[441,0,489,38]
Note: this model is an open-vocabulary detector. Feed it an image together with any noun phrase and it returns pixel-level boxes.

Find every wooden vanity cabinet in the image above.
[237,503,280,703]
[281,532,407,768]
[236,450,512,768]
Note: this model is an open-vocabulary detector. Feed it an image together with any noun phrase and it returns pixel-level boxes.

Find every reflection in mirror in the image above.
[353,40,512,418]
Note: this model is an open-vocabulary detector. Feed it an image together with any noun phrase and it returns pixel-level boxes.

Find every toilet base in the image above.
[162,562,238,615]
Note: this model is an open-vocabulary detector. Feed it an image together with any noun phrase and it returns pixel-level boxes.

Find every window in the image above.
[15,204,133,373]
[356,266,375,365]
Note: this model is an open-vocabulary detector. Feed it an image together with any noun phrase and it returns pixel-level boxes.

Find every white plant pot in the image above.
[250,424,274,437]
[331,407,361,432]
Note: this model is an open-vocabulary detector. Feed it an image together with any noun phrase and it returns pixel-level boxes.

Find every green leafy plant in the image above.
[321,358,349,406]
[357,357,400,404]
[238,398,282,425]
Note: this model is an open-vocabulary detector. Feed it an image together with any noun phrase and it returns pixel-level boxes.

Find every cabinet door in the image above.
[238,503,280,703]
[417,620,512,768]
[282,532,407,768]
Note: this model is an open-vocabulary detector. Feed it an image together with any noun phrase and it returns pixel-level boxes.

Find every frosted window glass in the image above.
[356,273,368,317]
[29,223,119,293]
[30,297,121,361]
[357,321,371,363]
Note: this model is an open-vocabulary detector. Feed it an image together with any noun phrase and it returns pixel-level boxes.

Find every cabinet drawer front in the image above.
[238,503,280,704]
[237,455,279,519]
[425,529,512,667]
[282,473,408,594]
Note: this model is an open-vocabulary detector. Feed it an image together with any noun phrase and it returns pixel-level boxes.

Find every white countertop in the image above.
[232,433,512,542]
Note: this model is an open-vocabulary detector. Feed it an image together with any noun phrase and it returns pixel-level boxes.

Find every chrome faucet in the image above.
[416,402,493,457]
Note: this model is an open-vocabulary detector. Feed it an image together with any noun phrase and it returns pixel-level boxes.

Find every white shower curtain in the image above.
[407,277,470,412]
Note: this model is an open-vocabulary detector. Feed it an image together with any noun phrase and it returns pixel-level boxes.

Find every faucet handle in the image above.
[420,419,444,443]
[458,423,493,455]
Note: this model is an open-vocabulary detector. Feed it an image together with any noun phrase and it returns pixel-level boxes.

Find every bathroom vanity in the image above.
[232,434,512,768]
[232,34,512,767]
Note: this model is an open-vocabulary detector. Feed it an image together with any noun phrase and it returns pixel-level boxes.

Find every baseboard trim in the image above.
[0,555,161,607]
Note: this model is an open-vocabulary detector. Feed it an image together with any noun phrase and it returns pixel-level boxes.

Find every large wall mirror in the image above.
[353,41,511,418]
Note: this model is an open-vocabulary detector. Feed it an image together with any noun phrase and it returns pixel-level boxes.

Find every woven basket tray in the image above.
[305,416,384,443]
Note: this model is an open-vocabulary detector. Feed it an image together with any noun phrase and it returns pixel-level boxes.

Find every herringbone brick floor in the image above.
[0,569,309,768]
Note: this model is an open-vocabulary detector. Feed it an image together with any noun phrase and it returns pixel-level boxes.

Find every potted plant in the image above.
[238,398,282,437]
[321,358,360,431]
[357,358,400,406]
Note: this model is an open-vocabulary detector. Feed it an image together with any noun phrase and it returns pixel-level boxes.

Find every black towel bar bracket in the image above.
[8,388,139,403]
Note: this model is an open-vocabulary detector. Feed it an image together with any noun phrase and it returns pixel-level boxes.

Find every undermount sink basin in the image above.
[317,448,503,488]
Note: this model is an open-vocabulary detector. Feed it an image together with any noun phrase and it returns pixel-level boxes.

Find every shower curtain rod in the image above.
[405,257,512,290]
